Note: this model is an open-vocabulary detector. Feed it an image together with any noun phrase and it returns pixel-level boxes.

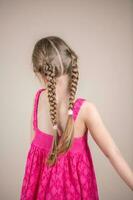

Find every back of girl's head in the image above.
[32,36,79,166]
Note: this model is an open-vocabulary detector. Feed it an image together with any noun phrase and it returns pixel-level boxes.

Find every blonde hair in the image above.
[32,36,79,166]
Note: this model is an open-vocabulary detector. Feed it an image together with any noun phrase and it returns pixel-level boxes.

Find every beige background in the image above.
[0,0,133,199]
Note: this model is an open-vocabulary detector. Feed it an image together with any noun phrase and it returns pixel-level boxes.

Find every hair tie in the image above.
[68,109,73,115]
[53,124,58,130]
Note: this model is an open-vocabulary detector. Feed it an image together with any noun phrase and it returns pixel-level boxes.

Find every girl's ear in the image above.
[36,72,48,86]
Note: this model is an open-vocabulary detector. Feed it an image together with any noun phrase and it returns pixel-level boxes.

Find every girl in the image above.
[20,36,133,200]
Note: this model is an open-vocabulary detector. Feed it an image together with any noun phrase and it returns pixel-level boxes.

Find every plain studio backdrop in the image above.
[0,0,133,199]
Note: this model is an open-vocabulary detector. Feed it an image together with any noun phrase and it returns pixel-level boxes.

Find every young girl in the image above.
[20,36,133,200]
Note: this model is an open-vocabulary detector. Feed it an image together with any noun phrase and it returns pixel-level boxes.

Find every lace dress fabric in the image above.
[20,88,99,200]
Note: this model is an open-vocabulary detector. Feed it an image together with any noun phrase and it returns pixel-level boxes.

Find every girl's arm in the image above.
[84,101,133,191]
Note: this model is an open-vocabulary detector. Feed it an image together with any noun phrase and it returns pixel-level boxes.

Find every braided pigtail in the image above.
[43,63,59,166]
[56,55,79,154]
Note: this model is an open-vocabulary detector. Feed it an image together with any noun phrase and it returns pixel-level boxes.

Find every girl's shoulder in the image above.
[77,98,98,124]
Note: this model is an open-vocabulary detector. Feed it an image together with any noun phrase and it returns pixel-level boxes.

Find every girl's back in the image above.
[36,86,87,139]
[20,87,99,200]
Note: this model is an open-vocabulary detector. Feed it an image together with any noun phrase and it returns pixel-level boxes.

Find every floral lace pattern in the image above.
[20,88,99,200]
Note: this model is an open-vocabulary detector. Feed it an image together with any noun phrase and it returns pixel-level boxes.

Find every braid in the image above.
[69,58,79,110]
[56,56,79,154]
[46,64,57,127]
[43,63,59,166]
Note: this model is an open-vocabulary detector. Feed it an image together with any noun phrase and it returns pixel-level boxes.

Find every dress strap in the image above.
[33,88,46,130]
[73,98,86,121]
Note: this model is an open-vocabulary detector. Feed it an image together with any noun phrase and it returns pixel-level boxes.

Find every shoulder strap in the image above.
[33,88,46,130]
[73,98,86,121]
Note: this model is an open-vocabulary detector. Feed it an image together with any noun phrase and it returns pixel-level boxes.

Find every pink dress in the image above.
[20,88,99,200]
